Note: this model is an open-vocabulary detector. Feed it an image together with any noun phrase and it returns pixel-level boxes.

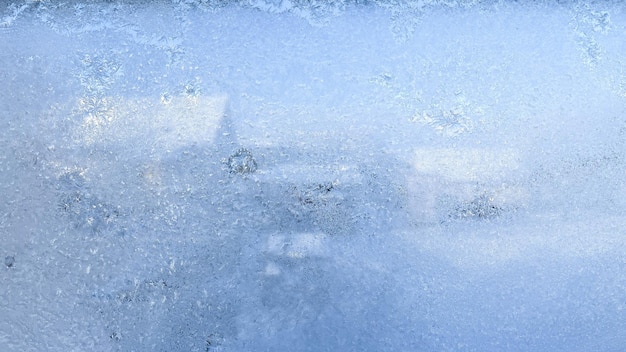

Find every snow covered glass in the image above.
[2,1,626,351]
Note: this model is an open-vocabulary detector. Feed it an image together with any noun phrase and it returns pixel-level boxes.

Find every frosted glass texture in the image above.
[2,1,626,351]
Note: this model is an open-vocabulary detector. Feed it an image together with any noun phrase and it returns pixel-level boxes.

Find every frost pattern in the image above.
[571,4,612,66]
[411,92,485,137]
[56,168,123,234]
[74,53,123,144]
[3,1,626,351]
[0,4,26,27]
[380,0,483,42]
[244,0,355,24]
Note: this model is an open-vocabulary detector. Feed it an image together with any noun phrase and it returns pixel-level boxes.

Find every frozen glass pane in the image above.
[2,1,626,351]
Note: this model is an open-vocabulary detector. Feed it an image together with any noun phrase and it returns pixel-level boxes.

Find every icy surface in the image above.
[2,0,626,351]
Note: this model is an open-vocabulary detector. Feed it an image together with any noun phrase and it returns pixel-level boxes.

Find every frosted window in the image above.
[2,1,626,351]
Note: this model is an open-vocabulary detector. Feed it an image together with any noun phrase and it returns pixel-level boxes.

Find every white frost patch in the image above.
[265,232,328,259]
[413,148,520,182]
[263,262,281,276]
[75,95,228,151]
[401,214,626,270]
[256,163,362,185]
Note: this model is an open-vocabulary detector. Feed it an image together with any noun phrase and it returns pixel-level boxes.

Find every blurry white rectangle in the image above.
[408,148,527,222]
[412,148,520,182]
[76,95,229,152]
